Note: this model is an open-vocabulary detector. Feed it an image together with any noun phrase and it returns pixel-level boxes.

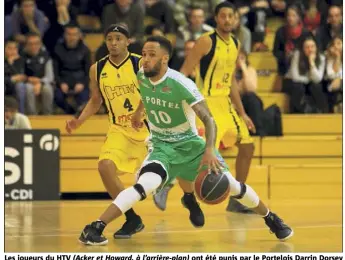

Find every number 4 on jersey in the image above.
[123,98,134,112]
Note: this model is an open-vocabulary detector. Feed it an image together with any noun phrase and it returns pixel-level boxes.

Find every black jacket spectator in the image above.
[144,0,176,35]
[53,40,91,87]
[5,57,25,96]
[315,5,343,51]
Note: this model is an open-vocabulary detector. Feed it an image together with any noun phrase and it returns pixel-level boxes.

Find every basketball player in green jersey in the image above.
[78,36,293,246]
[154,2,256,214]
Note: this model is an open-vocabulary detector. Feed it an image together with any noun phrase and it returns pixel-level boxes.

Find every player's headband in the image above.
[104,25,130,38]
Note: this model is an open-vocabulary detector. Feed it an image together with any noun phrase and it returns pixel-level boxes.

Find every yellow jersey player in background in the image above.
[153,2,256,214]
[66,24,149,239]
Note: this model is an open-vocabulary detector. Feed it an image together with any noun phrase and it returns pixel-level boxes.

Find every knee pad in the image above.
[133,184,146,201]
[139,162,167,180]
[233,183,260,209]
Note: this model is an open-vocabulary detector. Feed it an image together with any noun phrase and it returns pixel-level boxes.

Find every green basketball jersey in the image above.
[137,68,204,142]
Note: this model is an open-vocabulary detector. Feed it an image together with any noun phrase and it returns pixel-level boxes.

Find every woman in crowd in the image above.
[283,35,328,113]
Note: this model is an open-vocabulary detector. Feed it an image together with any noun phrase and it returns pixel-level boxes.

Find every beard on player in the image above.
[217,21,232,34]
[143,58,163,78]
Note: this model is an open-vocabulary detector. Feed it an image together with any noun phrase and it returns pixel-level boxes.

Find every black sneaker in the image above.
[79,221,108,246]
[226,197,255,214]
[113,216,145,239]
[264,212,294,241]
[181,193,205,228]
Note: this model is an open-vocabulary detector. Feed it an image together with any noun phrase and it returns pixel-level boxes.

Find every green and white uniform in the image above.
[137,68,228,189]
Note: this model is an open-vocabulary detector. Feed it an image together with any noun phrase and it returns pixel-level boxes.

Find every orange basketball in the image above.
[194,170,230,205]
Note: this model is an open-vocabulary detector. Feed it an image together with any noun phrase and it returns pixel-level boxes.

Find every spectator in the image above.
[5,97,32,130]
[173,0,224,29]
[232,9,252,54]
[283,36,328,113]
[175,6,214,60]
[53,24,91,114]
[302,0,328,34]
[315,5,343,51]
[102,0,144,53]
[246,0,271,51]
[273,5,311,76]
[10,0,48,44]
[325,36,342,112]
[234,49,266,135]
[144,0,176,36]
[5,39,28,114]
[37,0,79,54]
[22,33,54,115]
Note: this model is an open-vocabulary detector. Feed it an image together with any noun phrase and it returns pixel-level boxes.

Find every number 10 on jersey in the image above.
[150,110,172,124]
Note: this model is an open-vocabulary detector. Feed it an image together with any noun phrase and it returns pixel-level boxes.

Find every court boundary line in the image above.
[5,224,342,239]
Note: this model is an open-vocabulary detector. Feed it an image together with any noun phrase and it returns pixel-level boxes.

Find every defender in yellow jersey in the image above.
[154,2,257,214]
[65,24,147,239]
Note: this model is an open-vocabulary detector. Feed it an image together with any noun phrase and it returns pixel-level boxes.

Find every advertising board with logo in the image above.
[5,130,60,201]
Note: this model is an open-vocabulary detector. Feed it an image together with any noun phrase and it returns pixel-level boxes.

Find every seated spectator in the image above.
[102,0,144,54]
[283,36,328,113]
[23,33,54,115]
[273,5,311,76]
[232,9,252,54]
[315,5,343,51]
[54,24,91,114]
[9,0,48,45]
[173,0,223,28]
[246,0,271,51]
[325,36,342,112]
[175,6,213,61]
[235,49,266,136]
[5,97,32,130]
[144,0,176,37]
[5,39,28,114]
[303,0,328,35]
[37,0,78,54]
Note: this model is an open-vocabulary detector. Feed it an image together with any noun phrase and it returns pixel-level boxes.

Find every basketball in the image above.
[194,170,230,205]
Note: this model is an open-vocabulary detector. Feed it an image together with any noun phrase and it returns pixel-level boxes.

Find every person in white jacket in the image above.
[283,36,328,113]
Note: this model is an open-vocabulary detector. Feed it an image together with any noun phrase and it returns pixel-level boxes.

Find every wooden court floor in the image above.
[5,188,342,253]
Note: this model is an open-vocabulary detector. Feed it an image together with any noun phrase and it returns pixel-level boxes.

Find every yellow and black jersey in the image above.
[96,53,142,127]
[195,30,240,97]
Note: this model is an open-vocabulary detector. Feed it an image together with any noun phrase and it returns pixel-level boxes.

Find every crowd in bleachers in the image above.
[4,0,343,121]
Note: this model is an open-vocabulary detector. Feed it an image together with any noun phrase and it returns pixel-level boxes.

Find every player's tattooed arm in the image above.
[192,100,217,149]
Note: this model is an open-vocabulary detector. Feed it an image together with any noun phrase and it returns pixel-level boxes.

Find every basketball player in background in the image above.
[78,36,293,246]
[154,2,256,214]
[66,24,148,239]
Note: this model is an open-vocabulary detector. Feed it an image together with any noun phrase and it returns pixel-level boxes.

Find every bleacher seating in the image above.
[29,114,342,195]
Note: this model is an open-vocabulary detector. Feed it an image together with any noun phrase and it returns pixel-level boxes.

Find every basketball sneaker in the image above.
[181,193,205,228]
[226,197,255,214]
[113,216,145,239]
[153,183,174,211]
[264,212,294,241]
[79,221,108,246]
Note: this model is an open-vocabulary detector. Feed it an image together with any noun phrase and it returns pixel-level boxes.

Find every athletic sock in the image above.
[124,208,138,220]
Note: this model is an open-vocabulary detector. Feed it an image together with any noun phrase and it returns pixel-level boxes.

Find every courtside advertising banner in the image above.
[4,130,60,201]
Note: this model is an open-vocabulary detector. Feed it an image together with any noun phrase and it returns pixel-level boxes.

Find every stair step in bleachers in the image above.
[248,52,277,71]
[29,115,342,136]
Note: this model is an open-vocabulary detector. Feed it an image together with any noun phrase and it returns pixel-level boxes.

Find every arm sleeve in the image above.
[309,55,326,83]
[35,10,47,36]
[41,59,54,85]
[273,28,285,61]
[18,114,32,129]
[11,11,21,36]
[289,51,309,84]
[178,77,204,106]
